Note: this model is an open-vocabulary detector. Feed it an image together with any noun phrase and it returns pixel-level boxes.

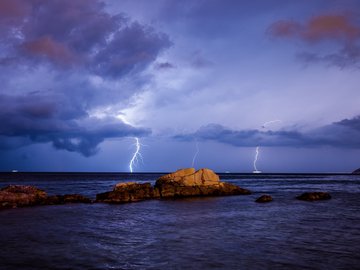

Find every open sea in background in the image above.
[0,172,360,269]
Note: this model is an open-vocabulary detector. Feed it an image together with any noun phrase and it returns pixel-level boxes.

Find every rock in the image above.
[44,195,63,205]
[352,168,360,174]
[296,192,331,201]
[0,185,92,210]
[157,168,220,186]
[45,194,92,205]
[155,168,251,198]
[96,182,159,203]
[255,195,273,203]
[0,185,47,209]
[62,194,92,203]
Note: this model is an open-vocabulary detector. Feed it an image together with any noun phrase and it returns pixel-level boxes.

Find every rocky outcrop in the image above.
[1,169,252,209]
[296,192,331,201]
[0,185,92,210]
[352,168,360,174]
[96,168,251,204]
[255,195,273,203]
[154,168,251,198]
[96,182,159,203]
[0,185,47,209]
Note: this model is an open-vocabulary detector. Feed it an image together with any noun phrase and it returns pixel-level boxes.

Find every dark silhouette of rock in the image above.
[0,185,92,210]
[155,168,251,198]
[255,195,273,203]
[62,194,92,203]
[96,182,159,203]
[0,185,47,209]
[352,168,360,174]
[296,192,331,201]
[45,194,92,205]
[44,195,62,205]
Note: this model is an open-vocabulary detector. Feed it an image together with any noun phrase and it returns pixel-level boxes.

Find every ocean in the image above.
[0,172,359,269]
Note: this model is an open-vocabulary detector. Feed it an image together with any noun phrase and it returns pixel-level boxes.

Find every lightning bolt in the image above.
[191,141,199,168]
[129,137,142,173]
[117,114,144,173]
[253,146,260,172]
[253,120,282,173]
[262,120,282,129]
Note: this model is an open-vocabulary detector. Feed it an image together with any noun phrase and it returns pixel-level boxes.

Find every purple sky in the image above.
[1,0,360,172]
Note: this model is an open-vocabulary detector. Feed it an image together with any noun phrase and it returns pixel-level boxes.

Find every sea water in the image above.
[0,173,359,269]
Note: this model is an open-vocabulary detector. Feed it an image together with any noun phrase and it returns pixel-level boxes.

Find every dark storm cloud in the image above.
[269,12,360,68]
[0,0,168,156]
[336,115,360,130]
[0,0,171,77]
[176,116,360,148]
[0,94,150,156]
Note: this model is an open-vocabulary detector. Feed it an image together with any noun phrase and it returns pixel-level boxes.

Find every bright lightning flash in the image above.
[253,146,260,172]
[253,120,282,173]
[262,120,281,129]
[191,141,199,168]
[129,137,142,173]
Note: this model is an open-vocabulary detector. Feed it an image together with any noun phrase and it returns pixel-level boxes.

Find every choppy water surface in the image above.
[1,173,360,269]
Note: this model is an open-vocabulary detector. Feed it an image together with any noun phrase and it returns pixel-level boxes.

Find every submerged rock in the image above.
[296,192,331,201]
[255,195,273,203]
[155,168,251,198]
[96,182,159,203]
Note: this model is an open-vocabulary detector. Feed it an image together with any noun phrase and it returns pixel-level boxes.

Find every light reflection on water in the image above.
[0,173,360,269]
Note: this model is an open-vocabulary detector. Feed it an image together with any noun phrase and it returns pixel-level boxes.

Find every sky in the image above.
[1,0,360,173]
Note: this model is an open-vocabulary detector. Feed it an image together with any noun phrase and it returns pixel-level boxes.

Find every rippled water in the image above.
[1,173,360,269]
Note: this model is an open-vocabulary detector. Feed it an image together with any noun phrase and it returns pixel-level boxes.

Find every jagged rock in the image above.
[155,168,251,198]
[157,168,220,186]
[255,195,273,203]
[352,168,360,174]
[296,192,331,201]
[0,185,47,209]
[96,182,159,203]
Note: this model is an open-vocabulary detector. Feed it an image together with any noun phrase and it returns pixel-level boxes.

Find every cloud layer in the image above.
[176,116,360,149]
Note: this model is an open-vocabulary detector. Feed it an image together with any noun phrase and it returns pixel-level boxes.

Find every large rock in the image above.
[352,168,360,174]
[157,168,220,186]
[155,168,251,198]
[0,185,47,209]
[96,182,159,203]
[296,192,331,201]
